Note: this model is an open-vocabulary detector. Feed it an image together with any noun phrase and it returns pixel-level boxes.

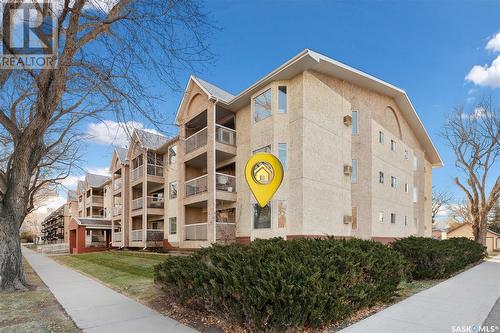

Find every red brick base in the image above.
[236,236,251,245]
[371,237,399,244]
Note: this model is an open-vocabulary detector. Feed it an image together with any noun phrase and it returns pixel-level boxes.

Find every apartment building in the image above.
[41,192,77,244]
[76,173,112,218]
[83,49,441,251]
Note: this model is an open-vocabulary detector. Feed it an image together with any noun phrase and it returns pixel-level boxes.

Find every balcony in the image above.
[112,232,122,242]
[113,206,122,216]
[131,230,143,242]
[113,178,122,191]
[184,223,208,241]
[215,124,236,146]
[131,167,143,181]
[146,164,163,177]
[185,175,208,197]
[185,127,207,154]
[132,198,143,210]
[146,196,164,209]
[216,173,236,192]
[146,229,164,241]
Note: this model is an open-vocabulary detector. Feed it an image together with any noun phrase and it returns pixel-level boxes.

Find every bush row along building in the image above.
[43,49,443,253]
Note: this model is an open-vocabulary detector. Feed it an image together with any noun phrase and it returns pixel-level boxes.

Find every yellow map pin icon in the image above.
[245,152,284,208]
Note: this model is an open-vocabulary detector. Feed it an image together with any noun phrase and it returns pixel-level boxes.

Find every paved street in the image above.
[22,247,197,333]
[340,254,500,333]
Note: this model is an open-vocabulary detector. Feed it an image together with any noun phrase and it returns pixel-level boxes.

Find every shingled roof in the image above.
[72,217,112,228]
[115,147,129,164]
[193,76,235,103]
[135,129,170,150]
[86,173,111,188]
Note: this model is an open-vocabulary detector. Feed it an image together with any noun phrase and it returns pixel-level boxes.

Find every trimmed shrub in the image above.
[392,236,486,280]
[154,238,407,331]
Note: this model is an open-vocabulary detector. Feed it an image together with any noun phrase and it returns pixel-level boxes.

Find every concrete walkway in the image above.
[22,247,197,333]
[340,254,500,333]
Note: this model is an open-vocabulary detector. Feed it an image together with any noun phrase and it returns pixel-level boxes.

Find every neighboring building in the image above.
[41,192,77,244]
[446,223,500,253]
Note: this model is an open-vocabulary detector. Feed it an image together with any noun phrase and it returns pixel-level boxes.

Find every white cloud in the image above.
[486,32,500,52]
[87,167,111,177]
[86,120,161,147]
[59,175,84,189]
[465,55,500,88]
[34,195,67,215]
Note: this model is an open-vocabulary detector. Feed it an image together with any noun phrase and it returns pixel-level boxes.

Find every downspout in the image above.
[213,98,219,244]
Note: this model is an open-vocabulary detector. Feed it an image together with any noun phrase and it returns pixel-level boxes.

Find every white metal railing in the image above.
[185,127,207,154]
[185,174,208,197]
[92,195,104,204]
[146,196,164,209]
[216,173,236,192]
[146,229,164,241]
[113,232,122,242]
[184,223,208,241]
[132,197,143,210]
[131,230,143,242]
[132,166,143,181]
[113,206,122,216]
[113,178,122,191]
[216,222,236,241]
[146,164,164,177]
[216,124,236,146]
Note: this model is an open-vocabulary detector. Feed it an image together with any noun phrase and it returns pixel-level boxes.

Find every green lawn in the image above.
[0,259,80,333]
[52,251,168,302]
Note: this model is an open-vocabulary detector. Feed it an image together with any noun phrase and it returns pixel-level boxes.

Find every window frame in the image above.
[390,139,396,152]
[352,110,359,135]
[169,181,177,199]
[391,176,397,188]
[278,143,287,170]
[379,131,384,144]
[278,200,287,228]
[391,213,396,224]
[379,211,384,223]
[253,202,272,229]
[351,159,358,183]
[168,217,177,235]
[379,171,384,184]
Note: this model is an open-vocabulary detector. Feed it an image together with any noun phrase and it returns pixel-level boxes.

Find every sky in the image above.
[45,0,500,217]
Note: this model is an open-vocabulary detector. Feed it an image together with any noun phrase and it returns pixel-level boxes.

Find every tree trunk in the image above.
[0,212,28,292]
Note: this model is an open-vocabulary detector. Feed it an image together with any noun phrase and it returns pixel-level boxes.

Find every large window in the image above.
[351,159,358,183]
[132,154,143,169]
[169,181,177,199]
[278,143,287,169]
[278,86,287,113]
[352,111,358,134]
[253,203,271,229]
[278,200,287,228]
[253,89,272,123]
[169,217,177,235]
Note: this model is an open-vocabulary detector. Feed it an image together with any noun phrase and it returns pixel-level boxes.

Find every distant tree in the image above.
[431,186,453,224]
[0,0,214,291]
[442,98,500,245]
[489,201,500,233]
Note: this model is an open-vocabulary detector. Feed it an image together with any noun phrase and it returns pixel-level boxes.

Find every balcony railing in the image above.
[185,127,207,154]
[112,232,122,242]
[146,164,164,177]
[131,166,143,181]
[146,229,164,241]
[131,230,143,242]
[216,222,236,241]
[185,174,208,197]
[113,178,122,191]
[216,124,236,146]
[184,223,208,241]
[92,195,104,204]
[132,198,143,210]
[216,173,236,193]
[113,206,122,216]
[146,196,164,209]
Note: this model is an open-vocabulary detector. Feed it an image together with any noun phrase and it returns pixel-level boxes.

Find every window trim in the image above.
[379,171,384,184]
[278,143,287,170]
[252,201,272,230]
[351,159,358,183]
[379,131,384,144]
[169,181,177,199]
[391,213,396,224]
[352,110,359,135]
[379,211,384,223]
[391,176,397,188]
[168,217,177,235]
[390,139,396,152]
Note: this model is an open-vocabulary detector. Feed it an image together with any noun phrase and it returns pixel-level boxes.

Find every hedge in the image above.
[392,236,486,280]
[154,238,407,331]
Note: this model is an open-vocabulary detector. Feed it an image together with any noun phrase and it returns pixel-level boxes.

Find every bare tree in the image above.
[442,98,500,245]
[0,0,214,291]
[431,185,453,224]
[449,200,473,225]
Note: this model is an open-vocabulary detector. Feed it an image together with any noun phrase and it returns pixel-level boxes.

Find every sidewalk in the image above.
[340,254,500,333]
[22,247,197,333]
